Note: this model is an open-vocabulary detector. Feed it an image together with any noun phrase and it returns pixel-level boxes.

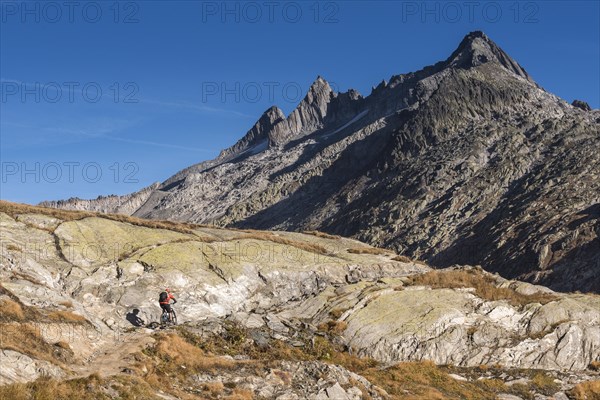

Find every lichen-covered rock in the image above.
[276,277,600,371]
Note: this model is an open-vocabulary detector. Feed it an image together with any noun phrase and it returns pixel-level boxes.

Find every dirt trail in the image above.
[69,329,156,378]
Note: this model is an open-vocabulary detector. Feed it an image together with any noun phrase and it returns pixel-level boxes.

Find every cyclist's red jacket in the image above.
[160,293,176,305]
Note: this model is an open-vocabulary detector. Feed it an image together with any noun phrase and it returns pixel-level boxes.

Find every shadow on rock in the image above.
[125,309,145,327]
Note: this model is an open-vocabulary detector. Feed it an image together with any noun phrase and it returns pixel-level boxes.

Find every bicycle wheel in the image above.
[170,309,177,325]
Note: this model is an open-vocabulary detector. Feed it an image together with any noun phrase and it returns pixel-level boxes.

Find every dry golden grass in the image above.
[58,300,74,309]
[0,285,43,322]
[329,308,346,320]
[318,320,348,335]
[55,341,71,350]
[1,201,342,257]
[0,298,25,321]
[530,372,560,395]
[0,200,209,234]
[134,329,263,399]
[406,269,558,307]
[47,310,88,323]
[5,322,532,400]
[201,382,225,396]
[1,320,570,400]
[391,254,429,266]
[9,271,44,286]
[0,374,158,400]
[0,322,64,365]
[568,380,600,400]
[589,361,600,371]
[347,247,392,255]
[225,388,254,400]
[0,285,87,326]
[361,360,499,400]
[6,243,22,252]
[238,232,331,255]
[152,333,236,372]
[303,230,341,239]
[178,324,509,400]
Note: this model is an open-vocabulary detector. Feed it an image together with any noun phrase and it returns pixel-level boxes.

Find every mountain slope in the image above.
[41,32,600,292]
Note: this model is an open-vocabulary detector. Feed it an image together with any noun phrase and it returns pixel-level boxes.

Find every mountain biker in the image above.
[159,288,177,322]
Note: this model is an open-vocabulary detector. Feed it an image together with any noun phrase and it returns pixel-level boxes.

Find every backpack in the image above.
[159,291,168,303]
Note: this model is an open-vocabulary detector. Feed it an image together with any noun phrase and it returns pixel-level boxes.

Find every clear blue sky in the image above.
[1,1,598,204]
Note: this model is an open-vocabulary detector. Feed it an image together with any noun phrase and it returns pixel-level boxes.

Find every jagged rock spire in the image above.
[286,76,334,135]
[218,105,285,159]
[445,31,533,81]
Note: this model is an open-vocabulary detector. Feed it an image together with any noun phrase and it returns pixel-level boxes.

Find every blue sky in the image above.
[1,0,598,204]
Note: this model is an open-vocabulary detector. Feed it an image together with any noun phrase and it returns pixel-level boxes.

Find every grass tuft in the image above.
[0,298,25,321]
[405,269,558,307]
[347,247,393,255]
[47,310,88,323]
[303,230,341,239]
[568,380,600,400]
[238,231,331,255]
[589,361,600,371]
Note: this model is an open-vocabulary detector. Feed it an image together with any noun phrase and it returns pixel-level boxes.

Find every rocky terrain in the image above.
[1,201,599,399]
[41,32,600,294]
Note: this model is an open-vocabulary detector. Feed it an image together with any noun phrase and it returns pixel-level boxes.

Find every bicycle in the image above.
[161,306,177,326]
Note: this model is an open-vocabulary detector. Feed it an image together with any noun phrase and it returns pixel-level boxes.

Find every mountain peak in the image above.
[307,75,333,97]
[218,105,285,159]
[282,76,334,139]
[446,31,533,82]
[311,75,328,87]
[263,105,286,121]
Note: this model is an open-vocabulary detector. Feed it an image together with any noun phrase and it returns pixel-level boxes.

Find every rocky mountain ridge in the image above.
[40,31,600,293]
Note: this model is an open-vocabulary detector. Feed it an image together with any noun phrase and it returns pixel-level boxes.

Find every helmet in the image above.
[165,288,171,293]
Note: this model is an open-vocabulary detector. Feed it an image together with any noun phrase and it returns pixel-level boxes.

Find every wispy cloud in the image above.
[1,77,256,119]
[140,98,255,118]
[44,126,217,152]
[1,118,217,152]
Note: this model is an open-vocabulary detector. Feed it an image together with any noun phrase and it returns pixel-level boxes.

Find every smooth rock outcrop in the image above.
[2,205,599,388]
